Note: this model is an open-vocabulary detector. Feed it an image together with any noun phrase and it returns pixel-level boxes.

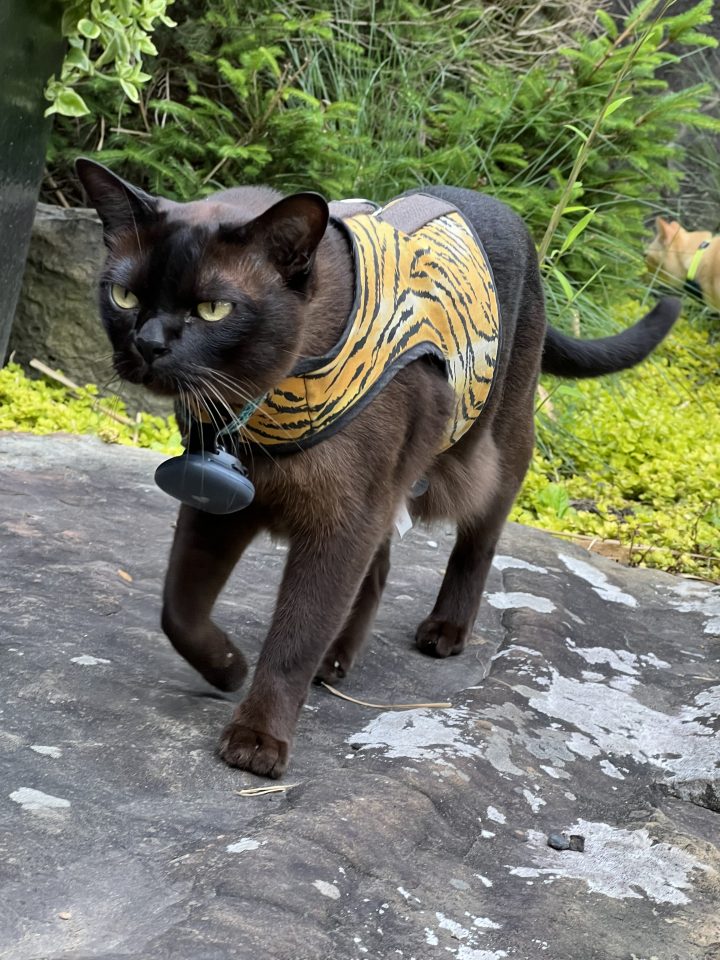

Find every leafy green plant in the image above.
[0,362,181,453]
[46,0,176,117]
[418,0,720,313]
[45,0,720,314]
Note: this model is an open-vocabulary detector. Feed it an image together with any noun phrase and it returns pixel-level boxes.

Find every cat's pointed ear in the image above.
[655,216,679,245]
[75,158,157,243]
[236,192,329,283]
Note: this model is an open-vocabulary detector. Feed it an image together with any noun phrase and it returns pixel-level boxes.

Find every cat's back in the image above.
[207,185,283,217]
[402,185,530,250]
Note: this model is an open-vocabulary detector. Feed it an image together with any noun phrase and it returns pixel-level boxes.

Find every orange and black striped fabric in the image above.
[243,196,501,451]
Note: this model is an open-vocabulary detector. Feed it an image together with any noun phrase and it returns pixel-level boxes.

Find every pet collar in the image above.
[684,239,711,300]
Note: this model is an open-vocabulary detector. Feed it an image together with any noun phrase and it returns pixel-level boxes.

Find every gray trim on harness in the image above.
[328,199,379,220]
[375,194,460,234]
[329,193,460,234]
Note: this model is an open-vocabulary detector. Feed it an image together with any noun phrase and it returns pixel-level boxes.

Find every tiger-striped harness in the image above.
[217,193,502,454]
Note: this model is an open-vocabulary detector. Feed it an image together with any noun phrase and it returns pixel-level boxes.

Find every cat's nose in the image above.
[136,335,169,364]
[135,318,169,364]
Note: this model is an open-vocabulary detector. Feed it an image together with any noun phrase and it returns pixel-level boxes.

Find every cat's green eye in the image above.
[110,284,139,310]
[197,300,233,322]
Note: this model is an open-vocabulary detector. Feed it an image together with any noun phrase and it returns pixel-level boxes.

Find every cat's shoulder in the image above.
[208,185,284,213]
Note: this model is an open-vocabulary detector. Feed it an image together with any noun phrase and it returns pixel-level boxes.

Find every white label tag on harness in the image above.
[394,502,413,539]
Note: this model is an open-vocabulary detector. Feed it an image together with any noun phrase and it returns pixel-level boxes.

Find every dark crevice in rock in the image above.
[662,779,720,814]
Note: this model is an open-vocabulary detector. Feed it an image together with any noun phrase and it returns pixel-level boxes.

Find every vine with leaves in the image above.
[45,0,176,117]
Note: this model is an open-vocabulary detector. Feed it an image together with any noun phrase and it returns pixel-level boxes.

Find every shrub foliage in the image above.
[47,0,176,117]
[513,313,720,580]
[47,1,719,305]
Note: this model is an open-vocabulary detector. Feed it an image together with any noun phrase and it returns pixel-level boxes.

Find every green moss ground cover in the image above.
[0,366,182,453]
[513,312,719,580]
[2,310,717,580]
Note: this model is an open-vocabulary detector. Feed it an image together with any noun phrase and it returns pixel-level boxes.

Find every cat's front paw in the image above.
[415,616,468,658]
[218,718,290,778]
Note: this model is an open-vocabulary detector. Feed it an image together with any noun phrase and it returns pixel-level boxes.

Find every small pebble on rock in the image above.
[547,832,586,852]
[547,833,570,851]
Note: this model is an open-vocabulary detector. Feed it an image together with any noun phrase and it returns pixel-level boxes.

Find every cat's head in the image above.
[645,216,712,282]
[76,158,328,414]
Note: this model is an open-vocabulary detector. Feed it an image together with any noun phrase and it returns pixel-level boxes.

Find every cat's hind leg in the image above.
[416,441,532,658]
[315,536,391,684]
[415,507,508,658]
[161,504,262,691]
[416,364,538,659]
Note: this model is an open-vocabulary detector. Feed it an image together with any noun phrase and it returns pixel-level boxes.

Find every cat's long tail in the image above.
[541,296,681,378]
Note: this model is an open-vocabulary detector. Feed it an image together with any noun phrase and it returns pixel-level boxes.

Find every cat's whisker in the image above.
[193,376,236,425]
[237,423,287,472]
[88,371,130,428]
[196,367,256,406]
[194,372,287,471]
[226,371,305,443]
[196,366,263,406]
[180,384,208,460]
[188,390,208,460]
[197,367,299,444]
[191,382,222,429]
[227,415,255,471]
[181,381,203,422]
[185,381,211,424]
[175,383,192,426]
[173,383,188,444]
[196,367,289,434]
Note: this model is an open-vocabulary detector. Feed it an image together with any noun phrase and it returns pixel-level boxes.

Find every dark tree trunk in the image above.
[0,0,64,363]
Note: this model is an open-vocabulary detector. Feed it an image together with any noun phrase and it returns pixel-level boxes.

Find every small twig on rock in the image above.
[234,784,298,797]
[29,358,136,428]
[320,681,451,711]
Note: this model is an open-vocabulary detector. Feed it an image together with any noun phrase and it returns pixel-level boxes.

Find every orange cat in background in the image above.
[646,217,720,309]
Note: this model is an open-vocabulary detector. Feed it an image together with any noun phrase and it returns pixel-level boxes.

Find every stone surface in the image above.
[1,432,719,960]
[9,205,171,416]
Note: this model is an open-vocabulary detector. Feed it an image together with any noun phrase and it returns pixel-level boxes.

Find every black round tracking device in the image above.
[154,448,255,514]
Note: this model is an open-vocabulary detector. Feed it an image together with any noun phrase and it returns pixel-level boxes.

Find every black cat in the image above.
[77,158,679,777]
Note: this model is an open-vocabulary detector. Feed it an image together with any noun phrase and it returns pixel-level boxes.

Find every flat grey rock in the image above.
[1,433,718,960]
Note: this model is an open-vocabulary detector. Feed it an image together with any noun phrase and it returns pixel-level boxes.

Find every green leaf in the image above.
[550,266,575,303]
[63,47,91,72]
[604,95,633,119]
[596,9,619,39]
[564,123,588,142]
[119,79,140,102]
[537,482,571,518]
[77,18,101,40]
[558,211,596,258]
[53,88,90,117]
